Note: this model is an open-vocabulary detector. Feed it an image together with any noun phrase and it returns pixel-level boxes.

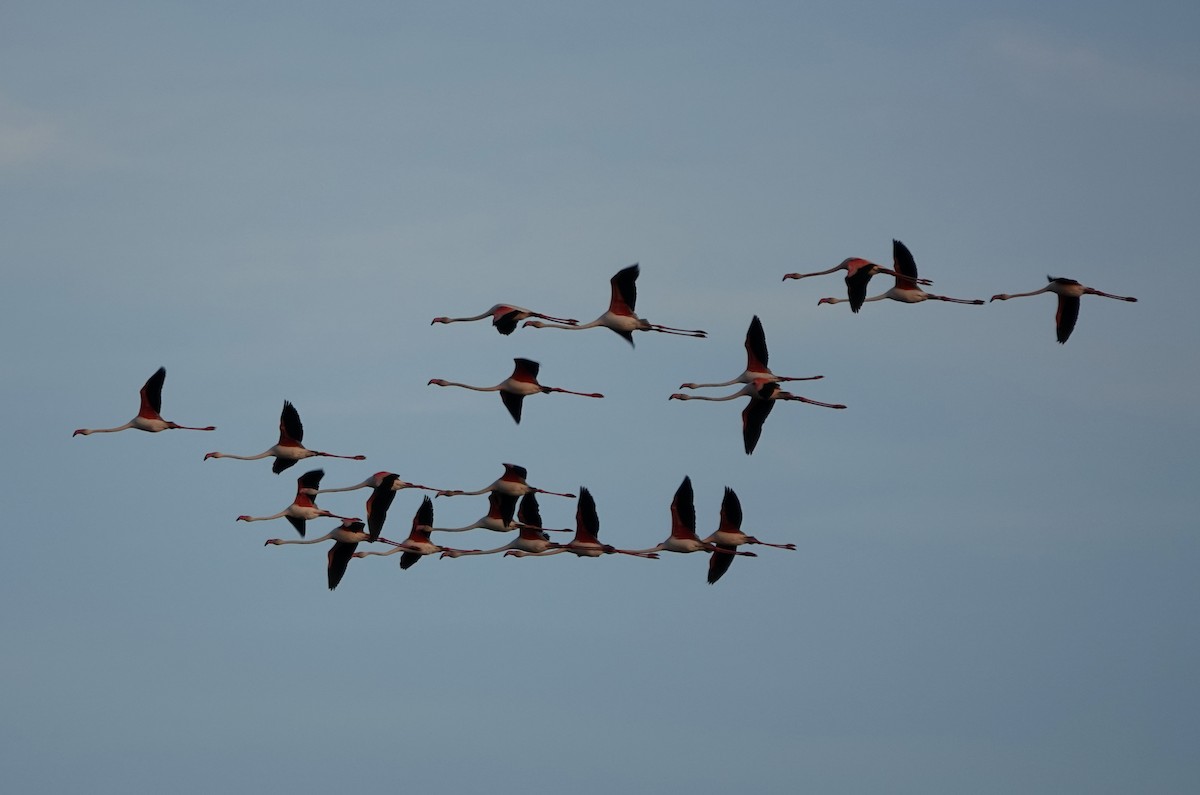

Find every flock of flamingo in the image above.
[73,241,1136,588]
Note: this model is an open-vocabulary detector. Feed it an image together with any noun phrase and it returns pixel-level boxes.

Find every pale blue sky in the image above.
[2,2,1198,793]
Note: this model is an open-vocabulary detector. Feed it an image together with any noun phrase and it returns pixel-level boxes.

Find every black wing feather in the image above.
[327,541,358,590]
[707,544,737,584]
[143,367,167,414]
[742,398,776,455]
[500,391,525,424]
[286,515,306,537]
[494,310,521,335]
[366,474,400,541]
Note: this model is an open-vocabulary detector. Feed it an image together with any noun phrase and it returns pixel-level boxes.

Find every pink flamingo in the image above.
[316,471,441,497]
[816,240,984,309]
[204,401,366,474]
[783,244,933,313]
[353,497,479,569]
[523,264,706,346]
[990,276,1137,343]
[625,476,758,558]
[236,469,354,537]
[74,367,216,437]
[670,378,846,455]
[679,315,823,390]
[437,463,576,500]
[431,304,579,335]
[264,518,397,591]
[505,486,659,559]
[440,493,566,558]
[703,487,796,584]
[428,357,603,424]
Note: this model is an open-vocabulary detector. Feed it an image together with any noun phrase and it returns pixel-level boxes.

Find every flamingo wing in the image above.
[1056,294,1081,344]
[609,264,639,315]
[741,395,776,455]
[367,473,400,541]
[500,391,526,424]
[327,541,359,590]
[399,551,424,570]
[413,495,434,531]
[707,543,738,584]
[718,487,743,533]
[139,367,167,418]
[297,469,325,494]
[273,457,299,474]
[279,401,304,445]
[575,486,600,542]
[669,476,697,538]
[511,358,540,383]
[518,492,544,529]
[494,309,522,335]
[286,515,307,537]
[892,239,920,288]
[745,316,769,371]
[844,266,874,313]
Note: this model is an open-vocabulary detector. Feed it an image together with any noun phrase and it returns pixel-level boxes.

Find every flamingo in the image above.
[670,378,847,455]
[436,463,576,500]
[816,240,983,309]
[522,264,707,346]
[353,496,479,569]
[428,357,604,424]
[703,487,796,584]
[625,476,758,558]
[431,491,521,533]
[990,277,1137,343]
[440,493,565,558]
[203,401,366,474]
[236,469,355,537]
[679,315,823,390]
[431,304,580,335]
[783,246,934,313]
[73,367,216,437]
[264,518,396,591]
[316,471,441,496]
[505,486,660,559]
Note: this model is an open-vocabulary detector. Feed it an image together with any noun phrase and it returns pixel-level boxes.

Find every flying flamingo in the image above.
[436,462,576,500]
[670,378,847,455]
[679,315,823,390]
[783,245,934,313]
[264,518,396,591]
[440,493,566,558]
[990,276,1138,343]
[204,401,366,474]
[316,471,441,496]
[353,496,479,569]
[703,487,796,584]
[236,469,355,537]
[816,240,984,309]
[431,491,521,533]
[505,486,660,559]
[431,304,580,335]
[522,264,707,346]
[73,367,216,437]
[625,476,758,558]
[428,357,604,424]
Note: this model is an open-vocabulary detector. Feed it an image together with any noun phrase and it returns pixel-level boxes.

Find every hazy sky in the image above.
[3,2,1198,793]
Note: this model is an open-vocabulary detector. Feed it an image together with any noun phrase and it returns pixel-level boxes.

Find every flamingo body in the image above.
[431,304,580,335]
[428,358,603,424]
[990,276,1137,343]
[74,367,216,437]
[816,240,984,309]
[204,401,365,473]
[522,264,706,346]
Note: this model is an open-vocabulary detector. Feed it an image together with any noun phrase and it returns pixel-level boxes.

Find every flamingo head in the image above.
[427,379,447,386]
[668,393,689,401]
[72,428,89,436]
[522,320,544,329]
[431,317,449,325]
[816,297,838,306]
[204,452,221,460]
